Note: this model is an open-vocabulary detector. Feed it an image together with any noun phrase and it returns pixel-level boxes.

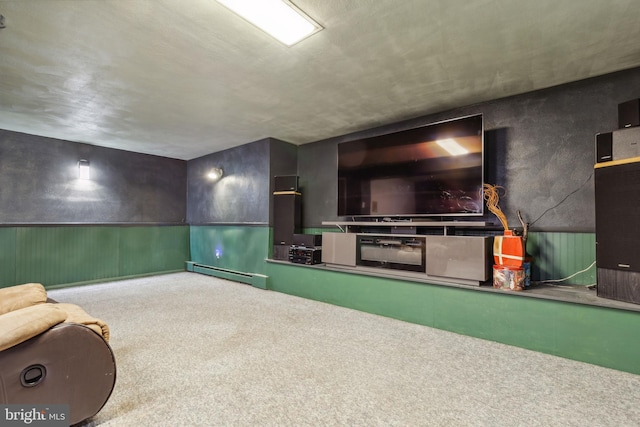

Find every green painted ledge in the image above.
[265,261,640,375]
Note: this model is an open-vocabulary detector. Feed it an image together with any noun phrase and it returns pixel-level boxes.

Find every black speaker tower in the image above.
[594,159,640,304]
[272,186,301,260]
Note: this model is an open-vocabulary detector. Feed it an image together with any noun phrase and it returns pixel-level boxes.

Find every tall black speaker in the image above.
[594,159,640,304]
[273,191,301,246]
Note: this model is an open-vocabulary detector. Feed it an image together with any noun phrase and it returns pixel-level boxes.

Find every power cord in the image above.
[538,260,596,285]
[529,171,593,227]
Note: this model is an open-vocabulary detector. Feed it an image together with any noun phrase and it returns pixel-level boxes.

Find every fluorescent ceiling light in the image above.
[216,0,322,46]
[436,138,469,156]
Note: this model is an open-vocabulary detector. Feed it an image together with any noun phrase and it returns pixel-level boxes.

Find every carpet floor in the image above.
[49,272,640,426]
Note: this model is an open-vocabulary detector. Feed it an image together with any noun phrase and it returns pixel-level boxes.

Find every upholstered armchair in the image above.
[0,283,116,425]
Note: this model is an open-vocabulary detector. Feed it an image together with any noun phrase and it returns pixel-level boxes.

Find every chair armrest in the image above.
[0,283,48,315]
[0,303,67,351]
[56,303,110,341]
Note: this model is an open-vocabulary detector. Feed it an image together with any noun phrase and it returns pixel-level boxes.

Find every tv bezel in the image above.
[336,113,484,219]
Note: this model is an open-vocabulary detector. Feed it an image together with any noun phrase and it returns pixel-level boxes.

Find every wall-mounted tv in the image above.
[337,114,484,218]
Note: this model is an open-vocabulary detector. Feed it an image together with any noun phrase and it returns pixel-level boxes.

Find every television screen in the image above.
[337,114,484,217]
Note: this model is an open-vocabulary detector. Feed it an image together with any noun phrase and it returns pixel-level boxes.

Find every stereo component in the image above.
[289,246,322,265]
[293,233,322,247]
[273,244,290,261]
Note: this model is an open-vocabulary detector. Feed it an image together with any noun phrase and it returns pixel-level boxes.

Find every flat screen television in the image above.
[337,114,484,218]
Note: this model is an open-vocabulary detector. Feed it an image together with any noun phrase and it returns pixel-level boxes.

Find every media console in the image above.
[357,234,425,272]
[321,221,493,286]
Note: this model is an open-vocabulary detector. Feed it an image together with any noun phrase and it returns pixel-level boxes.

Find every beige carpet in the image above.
[49,272,640,426]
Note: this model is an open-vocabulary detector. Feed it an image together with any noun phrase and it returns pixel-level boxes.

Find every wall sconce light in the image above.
[207,167,224,181]
[78,159,90,180]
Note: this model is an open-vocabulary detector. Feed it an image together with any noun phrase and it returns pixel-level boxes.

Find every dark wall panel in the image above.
[269,138,298,225]
[299,67,640,231]
[187,138,271,224]
[0,130,187,223]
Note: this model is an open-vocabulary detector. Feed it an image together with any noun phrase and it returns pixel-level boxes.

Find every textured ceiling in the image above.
[1,0,640,160]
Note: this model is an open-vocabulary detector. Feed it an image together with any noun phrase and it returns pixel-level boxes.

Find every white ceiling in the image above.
[1,0,640,160]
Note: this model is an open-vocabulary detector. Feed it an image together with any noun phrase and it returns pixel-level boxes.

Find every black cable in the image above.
[529,171,594,227]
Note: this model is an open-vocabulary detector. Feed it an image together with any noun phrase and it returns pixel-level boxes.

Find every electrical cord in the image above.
[538,260,596,285]
[529,171,593,227]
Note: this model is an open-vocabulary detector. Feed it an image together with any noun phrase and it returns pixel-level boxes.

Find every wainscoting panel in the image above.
[0,228,17,287]
[189,225,270,276]
[527,232,596,285]
[0,225,189,289]
[15,226,120,286]
[119,226,190,277]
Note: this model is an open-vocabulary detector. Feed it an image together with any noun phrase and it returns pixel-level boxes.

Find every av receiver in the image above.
[289,245,322,265]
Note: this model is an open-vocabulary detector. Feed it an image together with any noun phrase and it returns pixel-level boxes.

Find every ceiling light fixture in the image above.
[216,0,322,46]
[436,138,469,156]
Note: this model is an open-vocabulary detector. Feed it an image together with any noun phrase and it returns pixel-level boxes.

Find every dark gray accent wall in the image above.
[187,138,274,224]
[0,130,186,223]
[299,67,640,231]
[269,138,299,194]
[269,138,299,225]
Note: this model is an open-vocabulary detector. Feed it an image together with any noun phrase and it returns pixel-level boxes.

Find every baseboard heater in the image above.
[185,262,268,289]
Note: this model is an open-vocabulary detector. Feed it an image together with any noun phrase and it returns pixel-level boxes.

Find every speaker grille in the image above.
[595,161,640,273]
[273,193,301,245]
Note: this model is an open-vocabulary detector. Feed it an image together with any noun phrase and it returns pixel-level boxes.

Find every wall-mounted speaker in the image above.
[274,175,299,192]
[595,132,612,163]
[618,99,640,129]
